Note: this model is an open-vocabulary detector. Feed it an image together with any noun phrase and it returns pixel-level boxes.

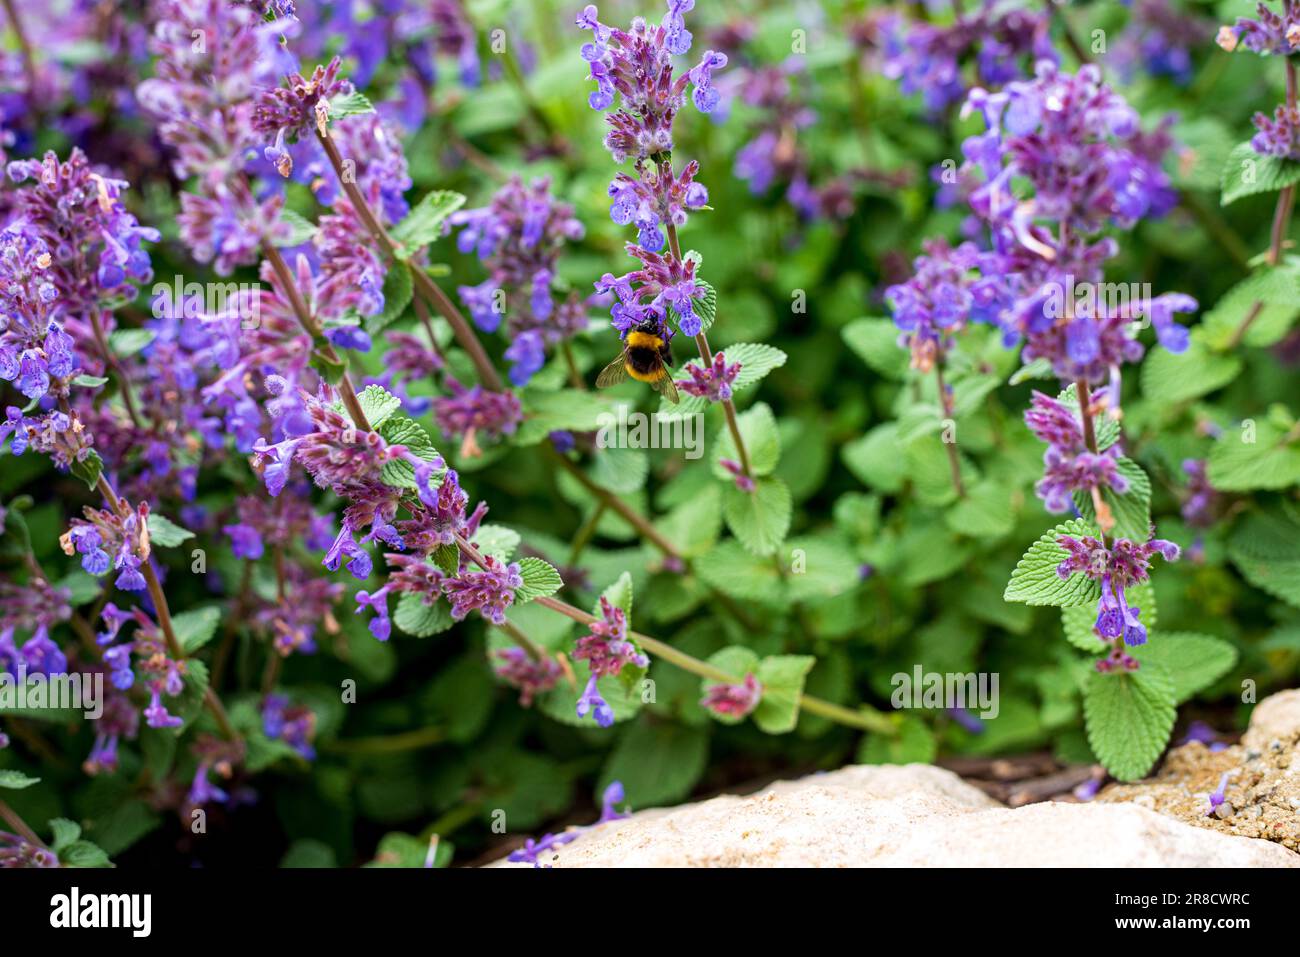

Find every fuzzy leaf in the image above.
[752,655,815,734]
[842,318,908,379]
[391,190,467,254]
[1083,665,1176,781]
[1071,457,1151,542]
[274,208,317,247]
[1221,141,1300,206]
[723,476,792,556]
[1131,633,1237,704]
[0,770,39,789]
[712,402,780,479]
[1141,339,1243,404]
[394,592,454,637]
[1004,519,1103,607]
[1207,419,1300,491]
[366,264,414,336]
[514,557,563,602]
[146,513,195,549]
[328,90,375,118]
[174,606,221,654]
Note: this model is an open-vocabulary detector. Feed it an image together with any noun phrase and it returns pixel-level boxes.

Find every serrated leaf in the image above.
[596,571,633,621]
[842,317,908,379]
[72,374,109,388]
[1221,140,1300,206]
[842,423,906,493]
[945,477,1019,539]
[1071,457,1151,542]
[1132,633,1237,704]
[58,839,112,868]
[1004,519,1103,607]
[378,414,440,488]
[1207,419,1300,491]
[146,513,195,548]
[394,591,454,637]
[366,264,414,335]
[857,714,938,764]
[470,525,518,562]
[1199,265,1300,350]
[1057,383,1119,450]
[1141,339,1243,404]
[659,483,723,558]
[752,654,815,734]
[1227,509,1300,608]
[1083,665,1176,781]
[0,770,40,789]
[431,541,461,576]
[515,557,562,602]
[48,818,81,852]
[391,190,467,254]
[356,384,402,431]
[173,606,221,653]
[517,388,621,446]
[107,328,155,358]
[328,90,375,118]
[1009,357,1053,385]
[694,540,788,605]
[274,208,317,247]
[70,450,103,492]
[723,476,792,556]
[598,720,708,807]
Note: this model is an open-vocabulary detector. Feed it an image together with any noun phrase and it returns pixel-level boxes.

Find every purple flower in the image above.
[1058,532,1180,655]
[1205,772,1232,816]
[262,694,317,760]
[493,647,564,707]
[719,458,754,493]
[354,586,392,641]
[701,673,762,719]
[679,351,741,402]
[441,556,522,625]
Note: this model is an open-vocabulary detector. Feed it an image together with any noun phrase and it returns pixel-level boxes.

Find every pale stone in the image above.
[1243,689,1300,751]
[491,762,1298,868]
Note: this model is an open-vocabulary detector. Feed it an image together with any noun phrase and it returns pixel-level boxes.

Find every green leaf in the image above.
[173,606,221,653]
[1199,265,1300,350]
[712,402,780,479]
[515,557,563,602]
[366,264,414,336]
[516,388,622,446]
[1071,457,1151,542]
[842,423,906,493]
[366,832,452,868]
[1227,508,1300,608]
[723,476,792,556]
[598,720,709,807]
[1132,633,1237,704]
[694,540,788,606]
[1141,339,1243,404]
[1220,140,1300,206]
[1004,519,1102,607]
[1207,419,1300,491]
[842,317,908,379]
[108,328,155,358]
[1009,357,1054,385]
[394,591,454,637]
[72,374,109,388]
[378,414,440,488]
[328,90,375,118]
[274,208,318,247]
[356,384,402,431]
[146,513,195,549]
[48,818,81,852]
[857,714,938,764]
[1083,665,1176,781]
[0,770,40,789]
[596,571,633,622]
[470,525,518,562]
[281,839,339,868]
[70,450,103,492]
[945,477,1019,539]
[660,484,723,558]
[391,190,467,254]
[58,839,113,868]
[752,655,815,734]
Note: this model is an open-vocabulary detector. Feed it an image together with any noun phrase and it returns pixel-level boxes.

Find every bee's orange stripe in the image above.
[625,330,664,350]
[626,363,663,383]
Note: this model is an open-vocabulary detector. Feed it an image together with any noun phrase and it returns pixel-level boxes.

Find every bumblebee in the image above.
[595,321,680,404]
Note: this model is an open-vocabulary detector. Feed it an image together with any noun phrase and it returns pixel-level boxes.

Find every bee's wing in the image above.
[595,355,629,389]
[652,371,681,405]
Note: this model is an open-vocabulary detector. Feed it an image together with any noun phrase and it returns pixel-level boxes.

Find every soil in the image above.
[1098,732,1300,853]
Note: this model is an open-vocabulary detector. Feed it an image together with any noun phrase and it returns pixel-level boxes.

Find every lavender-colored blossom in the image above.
[493,647,564,707]
[572,597,646,727]
[1205,771,1232,816]
[441,556,522,626]
[508,780,630,867]
[701,672,762,719]
[1216,2,1300,56]
[886,238,1014,371]
[1024,391,1129,513]
[262,694,317,760]
[432,376,524,457]
[1057,532,1179,651]
[679,351,741,402]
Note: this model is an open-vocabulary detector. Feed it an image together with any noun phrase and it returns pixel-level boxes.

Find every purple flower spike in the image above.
[680,351,741,402]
